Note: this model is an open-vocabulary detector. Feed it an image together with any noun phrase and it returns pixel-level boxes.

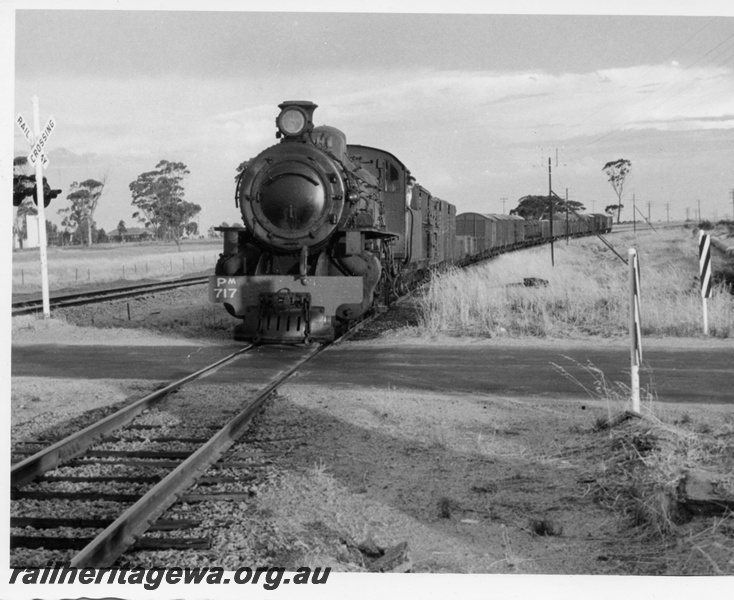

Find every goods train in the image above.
[209,101,612,344]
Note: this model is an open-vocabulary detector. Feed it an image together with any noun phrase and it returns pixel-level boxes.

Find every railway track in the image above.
[10,340,336,568]
[10,223,659,320]
[11,275,209,316]
[8,224,660,567]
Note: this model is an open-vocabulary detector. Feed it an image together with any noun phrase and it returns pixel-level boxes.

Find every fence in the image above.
[14,251,217,292]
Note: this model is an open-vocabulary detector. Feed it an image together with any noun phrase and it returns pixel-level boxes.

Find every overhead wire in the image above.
[563,23,734,159]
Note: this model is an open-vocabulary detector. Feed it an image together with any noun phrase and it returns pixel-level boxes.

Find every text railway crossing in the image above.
[28,115,56,168]
[16,114,53,169]
[16,97,56,317]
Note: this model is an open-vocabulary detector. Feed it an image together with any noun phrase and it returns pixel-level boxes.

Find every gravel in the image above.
[10,365,289,568]
[13,284,733,574]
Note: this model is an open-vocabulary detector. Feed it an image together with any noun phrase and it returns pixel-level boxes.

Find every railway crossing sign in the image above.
[18,96,53,318]
[17,113,55,168]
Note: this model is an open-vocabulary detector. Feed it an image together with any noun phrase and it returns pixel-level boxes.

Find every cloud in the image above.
[17,61,732,166]
[16,58,734,228]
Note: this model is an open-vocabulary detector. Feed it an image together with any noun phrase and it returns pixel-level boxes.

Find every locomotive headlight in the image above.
[277,107,308,137]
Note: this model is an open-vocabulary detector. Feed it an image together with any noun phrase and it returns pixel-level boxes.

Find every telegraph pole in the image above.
[647,201,652,223]
[697,199,701,223]
[665,203,670,223]
[686,207,690,221]
[730,189,734,221]
[501,197,507,214]
[633,193,637,234]
[565,188,569,245]
[548,158,554,267]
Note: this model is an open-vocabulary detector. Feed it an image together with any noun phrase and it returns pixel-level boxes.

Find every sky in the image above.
[5,2,734,236]
[3,4,734,597]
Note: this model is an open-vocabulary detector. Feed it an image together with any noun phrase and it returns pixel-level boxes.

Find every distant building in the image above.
[107,227,154,243]
[13,215,40,249]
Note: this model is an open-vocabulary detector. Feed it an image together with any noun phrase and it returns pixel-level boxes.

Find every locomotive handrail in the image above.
[264,172,319,187]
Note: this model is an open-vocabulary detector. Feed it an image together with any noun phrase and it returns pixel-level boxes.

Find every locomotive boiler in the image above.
[209,101,439,343]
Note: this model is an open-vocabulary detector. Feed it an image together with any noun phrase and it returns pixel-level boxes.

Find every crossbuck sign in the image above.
[16,96,55,318]
[16,113,55,168]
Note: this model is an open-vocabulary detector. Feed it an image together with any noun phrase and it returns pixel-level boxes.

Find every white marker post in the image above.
[699,231,713,335]
[628,248,642,413]
[29,96,55,318]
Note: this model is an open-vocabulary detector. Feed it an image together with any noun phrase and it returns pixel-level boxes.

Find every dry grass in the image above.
[546,349,734,574]
[590,411,734,574]
[418,227,734,338]
[552,355,734,574]
[12,240,222,292]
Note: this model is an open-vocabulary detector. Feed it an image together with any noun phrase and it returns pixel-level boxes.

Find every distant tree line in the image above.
[506,158,632,222]
[510,196,586,220]
[13,156,203,249]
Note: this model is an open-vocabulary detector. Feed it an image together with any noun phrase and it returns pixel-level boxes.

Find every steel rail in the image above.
[10,345,253,488]
[12,275,209,316]
[69,342,327,568]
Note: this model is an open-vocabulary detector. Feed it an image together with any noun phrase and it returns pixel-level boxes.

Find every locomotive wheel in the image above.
[392,273,408,299]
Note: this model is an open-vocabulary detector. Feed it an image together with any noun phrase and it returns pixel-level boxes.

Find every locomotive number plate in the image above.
[211,277,239,300]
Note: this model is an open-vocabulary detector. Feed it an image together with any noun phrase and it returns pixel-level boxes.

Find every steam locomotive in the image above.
[209,101,611,344]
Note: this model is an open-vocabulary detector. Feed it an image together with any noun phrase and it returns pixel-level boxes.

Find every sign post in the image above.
[699,231,713,335]
[628,248,642,413]
[17,96,55,318]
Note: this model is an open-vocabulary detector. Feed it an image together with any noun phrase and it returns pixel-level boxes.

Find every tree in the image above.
[510,195,585,220]
[12,157,63,247]
[13,155,30,174]
[13,157,36,248]
[604,204,622,217]
[185,221,198,237]
[129,160,201,248]
[97,228,108,244]
[602,159,631,224]
[207,222,229,238]
[117,219,127,241]
[57,177,107,246]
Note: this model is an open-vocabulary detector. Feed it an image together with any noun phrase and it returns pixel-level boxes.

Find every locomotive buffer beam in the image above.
[209,275,362,343]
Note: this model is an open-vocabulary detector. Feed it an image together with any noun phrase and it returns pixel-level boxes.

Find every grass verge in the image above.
[418,227,734,338]
[556,358,734,574]
[12,240,222,293]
